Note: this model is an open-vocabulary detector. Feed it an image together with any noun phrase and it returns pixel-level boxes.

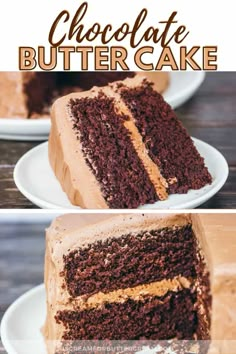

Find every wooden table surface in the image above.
[0,220,46,352]
[0,72,235,209]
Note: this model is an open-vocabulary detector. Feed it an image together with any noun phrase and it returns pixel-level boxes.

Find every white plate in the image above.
[0,118,49,141]
[14,138,228,210]
[0,72,205,141]
[164,72,205,109]
[0,284,46,354]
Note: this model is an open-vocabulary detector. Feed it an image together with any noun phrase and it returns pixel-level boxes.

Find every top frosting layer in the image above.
[47,213,236,277]
[47,213,191,260]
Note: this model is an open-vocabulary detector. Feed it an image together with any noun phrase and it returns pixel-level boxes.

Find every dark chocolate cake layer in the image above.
[24,73,57,116]
[55,289,198,340]
[69,94,159,208]
[119,81,212,194]
[57,72,135,91]
[63,225,197,297]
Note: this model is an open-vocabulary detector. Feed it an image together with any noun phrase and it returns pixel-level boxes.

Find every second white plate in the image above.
[0,285,46,354]
[0,72,205,141]
[13,138,228,210]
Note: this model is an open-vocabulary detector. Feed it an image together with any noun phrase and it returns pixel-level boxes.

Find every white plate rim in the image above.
[0,118,49,127]
[164,72,205,108]
[0,134,48,141]
[14,143,79,210]
[13,137,229,210]
[0,284,45,354]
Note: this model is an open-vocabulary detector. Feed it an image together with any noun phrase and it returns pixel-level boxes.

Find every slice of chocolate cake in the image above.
[43,213,213,354]
[43,213,236,354]
[49,76,211,209]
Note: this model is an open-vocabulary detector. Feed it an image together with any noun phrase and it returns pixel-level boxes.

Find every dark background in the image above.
[0,72,236,208]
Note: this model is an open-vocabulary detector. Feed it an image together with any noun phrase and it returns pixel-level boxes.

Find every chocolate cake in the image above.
[49,76,212,209]
[43,213,236,354]
[0,72,169,118]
